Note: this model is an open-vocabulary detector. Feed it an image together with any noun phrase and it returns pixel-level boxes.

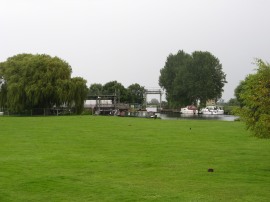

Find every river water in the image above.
[159,113,238,121]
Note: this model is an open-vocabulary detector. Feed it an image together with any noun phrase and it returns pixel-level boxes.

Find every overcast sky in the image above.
[1,0,270,101]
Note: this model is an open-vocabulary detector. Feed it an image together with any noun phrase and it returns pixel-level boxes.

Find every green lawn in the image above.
[0,116,269,201]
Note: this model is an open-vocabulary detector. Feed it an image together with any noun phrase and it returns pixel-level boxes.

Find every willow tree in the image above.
[71,77,88,114]
[0,53,87,114]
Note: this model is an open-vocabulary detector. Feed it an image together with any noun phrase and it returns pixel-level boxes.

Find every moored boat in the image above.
[200,106,224,115]
[180,105,198,114]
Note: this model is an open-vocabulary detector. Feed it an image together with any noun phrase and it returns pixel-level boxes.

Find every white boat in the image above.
[200,106,224,115]
[180,105,198,114]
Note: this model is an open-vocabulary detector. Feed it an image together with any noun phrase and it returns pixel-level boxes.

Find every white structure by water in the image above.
[200,106,224,115]
[180,105,198,114]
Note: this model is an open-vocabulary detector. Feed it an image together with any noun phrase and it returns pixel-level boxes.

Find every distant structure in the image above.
[85,93,128,115]
[85,88,164,115]
[206,99,216,106]
[144,88,163,109]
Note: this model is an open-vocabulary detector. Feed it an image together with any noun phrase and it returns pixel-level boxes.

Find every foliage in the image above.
[227,98,240,106]
[81,108,93,115]
[88,82,146,105]
[222,98,240,115]
[89,83,103,96]
[127,83,145,104]
[237,59,270,138]
[148,98,159,105]
[159,50,192,107]
[102,80,128,102]
[223,105,238,115]
[0,77,7,109]
[0,53,88,114]
[161,101,168,108]
[71,77,88,114]
[234,80,246,107]
[159,50,227,108]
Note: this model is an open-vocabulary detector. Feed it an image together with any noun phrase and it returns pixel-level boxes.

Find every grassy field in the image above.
[0,116,269,201]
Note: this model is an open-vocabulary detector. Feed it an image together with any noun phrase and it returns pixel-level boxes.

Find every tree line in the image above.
[88,82,145,104]
[1,52,269,138]
[0,51,228,113]
[0,54,146,114]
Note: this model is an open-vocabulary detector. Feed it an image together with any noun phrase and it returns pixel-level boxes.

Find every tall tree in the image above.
[159,50,192,107]
[103,81,128,103]
[237,59,270,138]
[127,83,145,104]
[89,83,103,96]
[0,53,87,114]
[159,50,226,108]
[190,51,226,105]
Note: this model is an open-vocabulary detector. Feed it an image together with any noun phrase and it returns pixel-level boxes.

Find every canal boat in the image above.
[200,106,224,115]
[180,105,198,114]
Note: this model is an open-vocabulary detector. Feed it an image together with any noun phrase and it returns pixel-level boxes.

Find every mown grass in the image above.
[0,116,269,201]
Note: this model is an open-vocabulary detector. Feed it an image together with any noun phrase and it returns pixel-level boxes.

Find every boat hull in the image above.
[200,106,224,115]
[180,108,198,114]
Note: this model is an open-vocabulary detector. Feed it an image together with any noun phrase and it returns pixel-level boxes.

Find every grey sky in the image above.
[1,0,270,101]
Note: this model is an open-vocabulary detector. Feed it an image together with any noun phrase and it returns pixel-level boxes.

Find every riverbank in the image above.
[160,113,239,121]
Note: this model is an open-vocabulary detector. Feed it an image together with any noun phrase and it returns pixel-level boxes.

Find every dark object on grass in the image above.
[208,168,214,172]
